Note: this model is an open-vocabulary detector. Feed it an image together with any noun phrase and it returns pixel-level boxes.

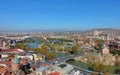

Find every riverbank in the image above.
[66,59,120,74]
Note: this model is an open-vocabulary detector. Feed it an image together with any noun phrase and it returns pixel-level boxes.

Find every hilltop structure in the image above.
[75,45,116,66]
[93,30,99,36]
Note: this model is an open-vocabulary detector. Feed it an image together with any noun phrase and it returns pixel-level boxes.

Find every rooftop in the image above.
[47,72,60,75]
[58,64,67,68]
[36,66,45,72]
[13,55,19,64]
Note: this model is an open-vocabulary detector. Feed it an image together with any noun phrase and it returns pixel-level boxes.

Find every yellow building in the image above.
[32,54,42,61]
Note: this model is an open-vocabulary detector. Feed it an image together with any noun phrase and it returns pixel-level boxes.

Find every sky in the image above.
[0,0,120,32]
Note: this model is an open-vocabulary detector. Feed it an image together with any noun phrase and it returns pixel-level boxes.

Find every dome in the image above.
[13,55,19,64]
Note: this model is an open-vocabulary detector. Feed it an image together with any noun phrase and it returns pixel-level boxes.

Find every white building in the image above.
[53,63,74,75]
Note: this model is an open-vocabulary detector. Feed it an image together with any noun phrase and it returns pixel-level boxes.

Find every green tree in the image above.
[92,62,99,72]
[99,64,105,72]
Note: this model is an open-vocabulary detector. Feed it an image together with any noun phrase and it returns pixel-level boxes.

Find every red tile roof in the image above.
[0,49,21,53]
[40,63,48,67]
[47,72,60,75]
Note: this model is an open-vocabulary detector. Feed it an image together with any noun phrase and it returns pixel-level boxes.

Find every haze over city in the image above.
[1,0,120,75]
[0,0,120,32]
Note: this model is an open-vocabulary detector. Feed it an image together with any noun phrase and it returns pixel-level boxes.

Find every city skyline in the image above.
[0,0,120,32]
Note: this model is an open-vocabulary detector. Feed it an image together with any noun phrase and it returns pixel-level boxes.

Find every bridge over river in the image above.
[52,53,82,63]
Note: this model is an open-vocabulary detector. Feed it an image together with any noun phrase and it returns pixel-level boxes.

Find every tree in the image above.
[20,42,25,50]
[64,47,69,51]
[90,72,97,75]
[41,45,48,50]
[114,69,120,74]
[50,52,56,58]
[94,39,105,45]
[14,42,25,50]
[14,43,20,48]
[37,48,46,55]
[49,44,55,51]
[103,72,110,75]
[58,47,63,52]
[92,62,99,72]
[41,50,46,55]
[24,65,31,74]
[91,63,105,72]
[10,45,14,49]
[46,52,56,59]
[71,45,78,53]
[99,64,105,72]
[94,45,101,50]
[35,48,41,52]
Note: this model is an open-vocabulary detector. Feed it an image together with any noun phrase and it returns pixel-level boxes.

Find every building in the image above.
[2,41,6,49]
[12,55,19,72]
[0,48,24,54]
[32,54,42,61]
[47,72,60,75]
[102,45,109,55]
[75,52,115,66]
[36,67,46,75]
[53,63,74,75]
[93,30,99,36]
[0,65,7,75]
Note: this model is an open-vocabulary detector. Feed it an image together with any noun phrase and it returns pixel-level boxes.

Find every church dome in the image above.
[13,55,19,64]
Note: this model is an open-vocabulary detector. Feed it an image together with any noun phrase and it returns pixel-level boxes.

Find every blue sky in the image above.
[0,0,120,31]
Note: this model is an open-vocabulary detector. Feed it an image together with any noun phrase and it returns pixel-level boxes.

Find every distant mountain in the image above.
[0,28,120,33]
[85,28,120,35]
[93,28,120,31]
[30,29,68,32]
[86,28,119,31]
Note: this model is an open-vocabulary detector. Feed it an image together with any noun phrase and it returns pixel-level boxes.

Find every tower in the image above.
[102,45,109,55]
[2,41,6,49]
[93,30,99,36]
[12,55,19,72]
